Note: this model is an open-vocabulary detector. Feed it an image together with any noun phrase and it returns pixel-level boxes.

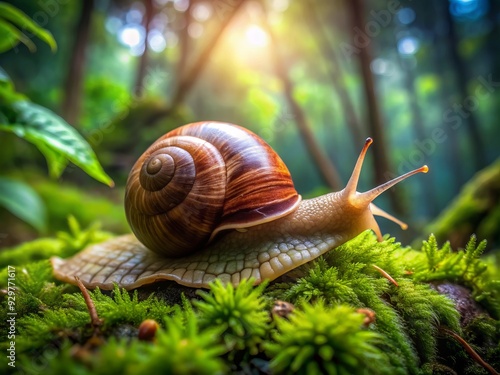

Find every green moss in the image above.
[0,230,498,375]
[19,316,226,375]
[34,178,128,235]
[195,278,270,355]
[425,158,500,249]
[0,216,113,269]
[411,234,500,318]
[267,301,390,375]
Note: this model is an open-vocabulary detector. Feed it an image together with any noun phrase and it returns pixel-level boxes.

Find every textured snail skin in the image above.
[51,192,374,289]
[51,123,428,290]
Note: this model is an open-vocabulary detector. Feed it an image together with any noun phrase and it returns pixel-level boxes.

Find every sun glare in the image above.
[245,25,269,47]
[119,26,142,48]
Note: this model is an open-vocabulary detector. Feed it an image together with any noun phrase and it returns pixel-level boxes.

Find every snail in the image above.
[51,122,428,290]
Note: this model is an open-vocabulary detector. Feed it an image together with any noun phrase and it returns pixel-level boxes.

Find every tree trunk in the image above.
[396,53,438,216]
[263,16,342,190]
[61,0,94,126]
[308,0,364,150]
[145,0,247,125]
[347,0,404,215]
[442,0,486,171]
[430,0,463,195]
[176,0,196,82]
[134,0,154,98]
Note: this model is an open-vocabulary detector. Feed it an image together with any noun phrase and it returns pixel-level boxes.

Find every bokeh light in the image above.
[245,25,269,47]
[148,30,167,52]
[119,26,143,48]
[397,7,416,25]
[192,3,212,22]
[449,0,488,20]
[397,36,420,55]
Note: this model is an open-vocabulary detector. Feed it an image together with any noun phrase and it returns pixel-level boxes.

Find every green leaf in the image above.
[36,141,69,178]
[0,71,27,105]
[0,66,12,83]
[2,101,114,186]
[0,177,47,233]
[0,20,35,53]
[0,2,57,52]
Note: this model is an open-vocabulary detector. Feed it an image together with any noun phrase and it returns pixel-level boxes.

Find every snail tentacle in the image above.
[51,122,429,290]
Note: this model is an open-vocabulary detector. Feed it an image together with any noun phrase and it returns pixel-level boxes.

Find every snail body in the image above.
[51,122,427,290]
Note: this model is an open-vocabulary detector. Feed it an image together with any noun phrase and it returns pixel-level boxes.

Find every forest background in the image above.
[0,0,499,248]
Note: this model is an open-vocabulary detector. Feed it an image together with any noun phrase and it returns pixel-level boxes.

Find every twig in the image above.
[74,276,103,328]
[372,264,399,287]
[439,327,499,375]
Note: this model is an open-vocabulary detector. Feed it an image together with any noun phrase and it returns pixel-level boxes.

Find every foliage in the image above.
[0,3,112,233]
[0,2,56,53]
[65,285,176,329]
[266,302,390,375]
[138,314,226,375]
[0,216,113,268]
[0,177,47,233]
[0,99,114,186]
[425,159,500,250]
[19,316,227,375]
[195,278,270,355]
[411,234,500,318]
[0,174,129,236]
[0,231,498,375]
[276,231,461,373]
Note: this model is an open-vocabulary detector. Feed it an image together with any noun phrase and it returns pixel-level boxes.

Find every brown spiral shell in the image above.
[124,122,301,257]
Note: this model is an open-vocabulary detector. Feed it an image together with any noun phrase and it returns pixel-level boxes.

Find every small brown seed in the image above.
[138,319,159,341]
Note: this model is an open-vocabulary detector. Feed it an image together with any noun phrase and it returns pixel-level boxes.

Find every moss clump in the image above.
[425,158,500,249]
[0,229,498,375]
[19,315,227,375]
[410,234,500,318]
[0,216,113,269]
[195,278,270,355]
[274,232,461,374]
[266,301,389,375]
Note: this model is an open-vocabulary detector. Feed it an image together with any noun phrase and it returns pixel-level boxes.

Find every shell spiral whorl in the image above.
[125,122,301,258]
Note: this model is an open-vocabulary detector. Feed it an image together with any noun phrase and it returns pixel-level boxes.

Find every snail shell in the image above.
[125,122,301,257]
[51,122,428,290]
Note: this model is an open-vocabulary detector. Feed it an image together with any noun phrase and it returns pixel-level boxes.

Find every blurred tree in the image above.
[134,0,153,97]
[393,24,437,216]
[346,0,404,215]
[61,0,94,126]
[264,12,342,190]
[176,0,196,86]
[146,0,247,126]
[309,0,364,150]
[428,0,464,194]
[442,0,486,171]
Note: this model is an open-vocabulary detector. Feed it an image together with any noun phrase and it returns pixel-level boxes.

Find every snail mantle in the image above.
[51,122,428,290]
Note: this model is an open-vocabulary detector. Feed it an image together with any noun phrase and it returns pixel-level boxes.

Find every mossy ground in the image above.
[0,223,499,375]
